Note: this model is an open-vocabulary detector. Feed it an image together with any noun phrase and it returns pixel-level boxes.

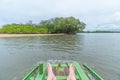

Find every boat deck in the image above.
[23,62,104,80]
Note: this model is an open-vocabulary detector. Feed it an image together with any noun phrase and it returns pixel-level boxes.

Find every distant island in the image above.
[81,30,120,33]
[0,16,86,34]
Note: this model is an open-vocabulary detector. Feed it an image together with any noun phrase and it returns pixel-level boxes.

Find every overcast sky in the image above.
[1,0,120,30]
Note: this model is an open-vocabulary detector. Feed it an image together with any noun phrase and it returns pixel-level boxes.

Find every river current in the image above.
[0,33,120,80]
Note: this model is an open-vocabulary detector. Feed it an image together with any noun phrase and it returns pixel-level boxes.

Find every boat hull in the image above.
[22,61,104,80]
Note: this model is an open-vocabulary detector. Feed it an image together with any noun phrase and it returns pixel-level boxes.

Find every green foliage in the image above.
[0,16,85,34]
[39,16,86,34]
[0,24,48,34]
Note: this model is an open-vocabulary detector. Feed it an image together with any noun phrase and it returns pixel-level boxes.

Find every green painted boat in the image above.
[23,61,104,80]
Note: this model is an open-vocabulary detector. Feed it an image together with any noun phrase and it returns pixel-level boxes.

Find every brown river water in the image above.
[0,33,120,80]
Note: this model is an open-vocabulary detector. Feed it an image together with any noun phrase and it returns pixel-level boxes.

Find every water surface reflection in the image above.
[0,33,119,80]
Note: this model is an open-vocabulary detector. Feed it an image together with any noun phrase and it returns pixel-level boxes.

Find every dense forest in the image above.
[0,16,86,34]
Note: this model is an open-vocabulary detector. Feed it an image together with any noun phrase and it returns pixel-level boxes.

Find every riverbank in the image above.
[0,34,65,38]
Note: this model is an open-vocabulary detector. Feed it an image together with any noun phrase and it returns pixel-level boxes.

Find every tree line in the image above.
[0,16,86,34]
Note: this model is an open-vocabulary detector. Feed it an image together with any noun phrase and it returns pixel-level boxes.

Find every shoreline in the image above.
[0,34,65,38]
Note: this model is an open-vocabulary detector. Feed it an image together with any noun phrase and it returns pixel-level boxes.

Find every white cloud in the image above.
[0,0,120,30]
[112,12,120,21]
[86,11,120,31]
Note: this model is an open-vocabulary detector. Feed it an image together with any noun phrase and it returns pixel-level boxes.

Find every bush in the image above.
[0,16,86,34]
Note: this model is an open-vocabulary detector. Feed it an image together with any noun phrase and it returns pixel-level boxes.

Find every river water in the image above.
[0,33,120,80]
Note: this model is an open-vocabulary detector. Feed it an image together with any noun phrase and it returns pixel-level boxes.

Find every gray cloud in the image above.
[0,0,120,30]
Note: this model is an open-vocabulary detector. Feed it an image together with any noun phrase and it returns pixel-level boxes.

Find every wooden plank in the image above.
[45,75,79,79]
[51,64,68,67]
[30,77,34,80]
[35,63,46,80]
[22,65,39,80]
[56,76,67,79]
[73,62,89,80]
[83,64,104,80]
